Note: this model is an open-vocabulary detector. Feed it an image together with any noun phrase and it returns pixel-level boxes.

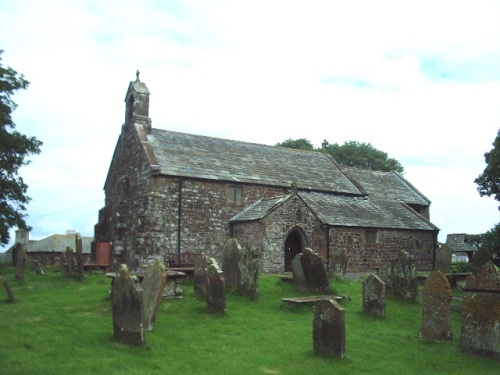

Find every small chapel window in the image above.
[365,230,378,245]
[228,186,242,204]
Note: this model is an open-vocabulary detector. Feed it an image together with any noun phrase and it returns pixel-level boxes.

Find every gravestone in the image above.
[391,250,418,302]
[461,261,500,359]
[15,245,27,281]
[206,263,226,314]
[11,243,20,267]
[420,270,453,341]
[237,246,259,300]
[33,259,44,275]
[331,247,348,280]
[472,248,493,274]
[434,244,452,274]
[141,260,166,331]
[301,248,332,294]
[194,253,214,297]
[65,246,74,275]
[222,238,242,289]
[75,234,85,282]
[1,276,16,303]
[362,274,386,318]
[378,264,393,295]
[111,264,145,345]
[313,299,345,358]
[292,253,307,291]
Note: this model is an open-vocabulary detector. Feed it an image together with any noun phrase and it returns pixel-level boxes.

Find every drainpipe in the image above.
[326,226,330,272]
[177,178,183,254]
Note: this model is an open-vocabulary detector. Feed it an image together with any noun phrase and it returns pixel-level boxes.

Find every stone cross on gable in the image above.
[136,70,140,81]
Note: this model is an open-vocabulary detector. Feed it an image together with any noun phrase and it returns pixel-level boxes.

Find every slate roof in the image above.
[231,192,438,231]
[445,233,477,253]
[147,129,364,195]
[27,234,92,254]
[341,167,430,205]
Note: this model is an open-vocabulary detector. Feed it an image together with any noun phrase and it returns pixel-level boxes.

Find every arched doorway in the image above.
[284,230,303,272]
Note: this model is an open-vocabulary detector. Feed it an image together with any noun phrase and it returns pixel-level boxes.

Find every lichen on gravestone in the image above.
[420,270,453,341]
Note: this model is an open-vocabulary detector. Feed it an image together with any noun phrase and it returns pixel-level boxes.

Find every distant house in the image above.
[7,230,92,267]
[445,233,477,263]
[94,75,440,273]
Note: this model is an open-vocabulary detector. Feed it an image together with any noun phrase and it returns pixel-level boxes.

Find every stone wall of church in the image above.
[233,194,327,273]
[328,227,435,272]
[135,178,290,263]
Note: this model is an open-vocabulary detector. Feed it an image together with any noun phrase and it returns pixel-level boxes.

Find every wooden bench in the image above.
[282,295,343,305]
[164,253,196,277]
[83,263,109,273]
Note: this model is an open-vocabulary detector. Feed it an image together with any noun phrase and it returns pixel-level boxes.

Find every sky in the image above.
[1,0,499,251]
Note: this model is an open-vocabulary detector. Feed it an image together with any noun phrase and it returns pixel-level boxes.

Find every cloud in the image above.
[1,0,499,251]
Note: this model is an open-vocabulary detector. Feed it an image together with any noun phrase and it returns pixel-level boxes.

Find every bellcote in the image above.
[125,70,151,133]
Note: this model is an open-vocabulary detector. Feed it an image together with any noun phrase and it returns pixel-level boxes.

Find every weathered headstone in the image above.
[15,245,28,281]
[434,244,453,274]
[206,263,226,314]
[11,243,20,267]
[141,260,166,331]
[461,261,500,359]
[362,274,386,318]
[194,252,214,297]
[111,264,145,345]
[1,276,16,303]
[472,248,493,275]
[378,264,393,295]
[301,248,331,294]
[313,299,346,358]
[75,234,85,282]
[391,250,418,302]
[33,259,44,275]
[420,270,453,341]
[222,238,242,289]
[292,253,307,291]
[237,246,259,300]
[331,247,348,280]
[65,246,74,275]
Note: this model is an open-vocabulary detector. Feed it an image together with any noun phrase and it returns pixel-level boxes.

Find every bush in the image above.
[451,261,473,273]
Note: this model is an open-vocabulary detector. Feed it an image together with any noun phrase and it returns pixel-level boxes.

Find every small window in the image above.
[365,230,378,245]
[228,186,242,204]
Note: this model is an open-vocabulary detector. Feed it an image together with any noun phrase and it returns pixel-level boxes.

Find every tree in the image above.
[474,129,500,209]
[275,138,314,151]
[276,138,405,174]
[467,224,500,262]
[0,50,42,245]
[324,141,405,174]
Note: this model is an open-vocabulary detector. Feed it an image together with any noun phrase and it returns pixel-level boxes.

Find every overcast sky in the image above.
[1,0,499,251]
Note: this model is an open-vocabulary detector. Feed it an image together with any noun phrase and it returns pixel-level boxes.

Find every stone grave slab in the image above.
[392,250,418,302]
[420,270,453,341]
[434,244,452,274]
[141,261,165,331]
[1,276,16,303]
[331,247,348,280]
[460,261,500,359]
[222,238,242,290]
[206,263,226,314]
[237,246,259,300]
[75,234,85,282]
[362,274,386,318]
[291,253,307,291]
[313,299,346,358]
[111,265,145,345]
[194,252,213,297]
[301,248,331,294]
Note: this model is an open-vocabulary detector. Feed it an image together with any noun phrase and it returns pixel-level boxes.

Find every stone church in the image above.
[94,75,439,273]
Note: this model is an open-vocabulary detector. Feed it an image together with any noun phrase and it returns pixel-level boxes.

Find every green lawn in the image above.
[0,267,497,374]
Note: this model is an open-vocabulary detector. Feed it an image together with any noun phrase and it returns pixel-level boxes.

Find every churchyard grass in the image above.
[0,267,498,374]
